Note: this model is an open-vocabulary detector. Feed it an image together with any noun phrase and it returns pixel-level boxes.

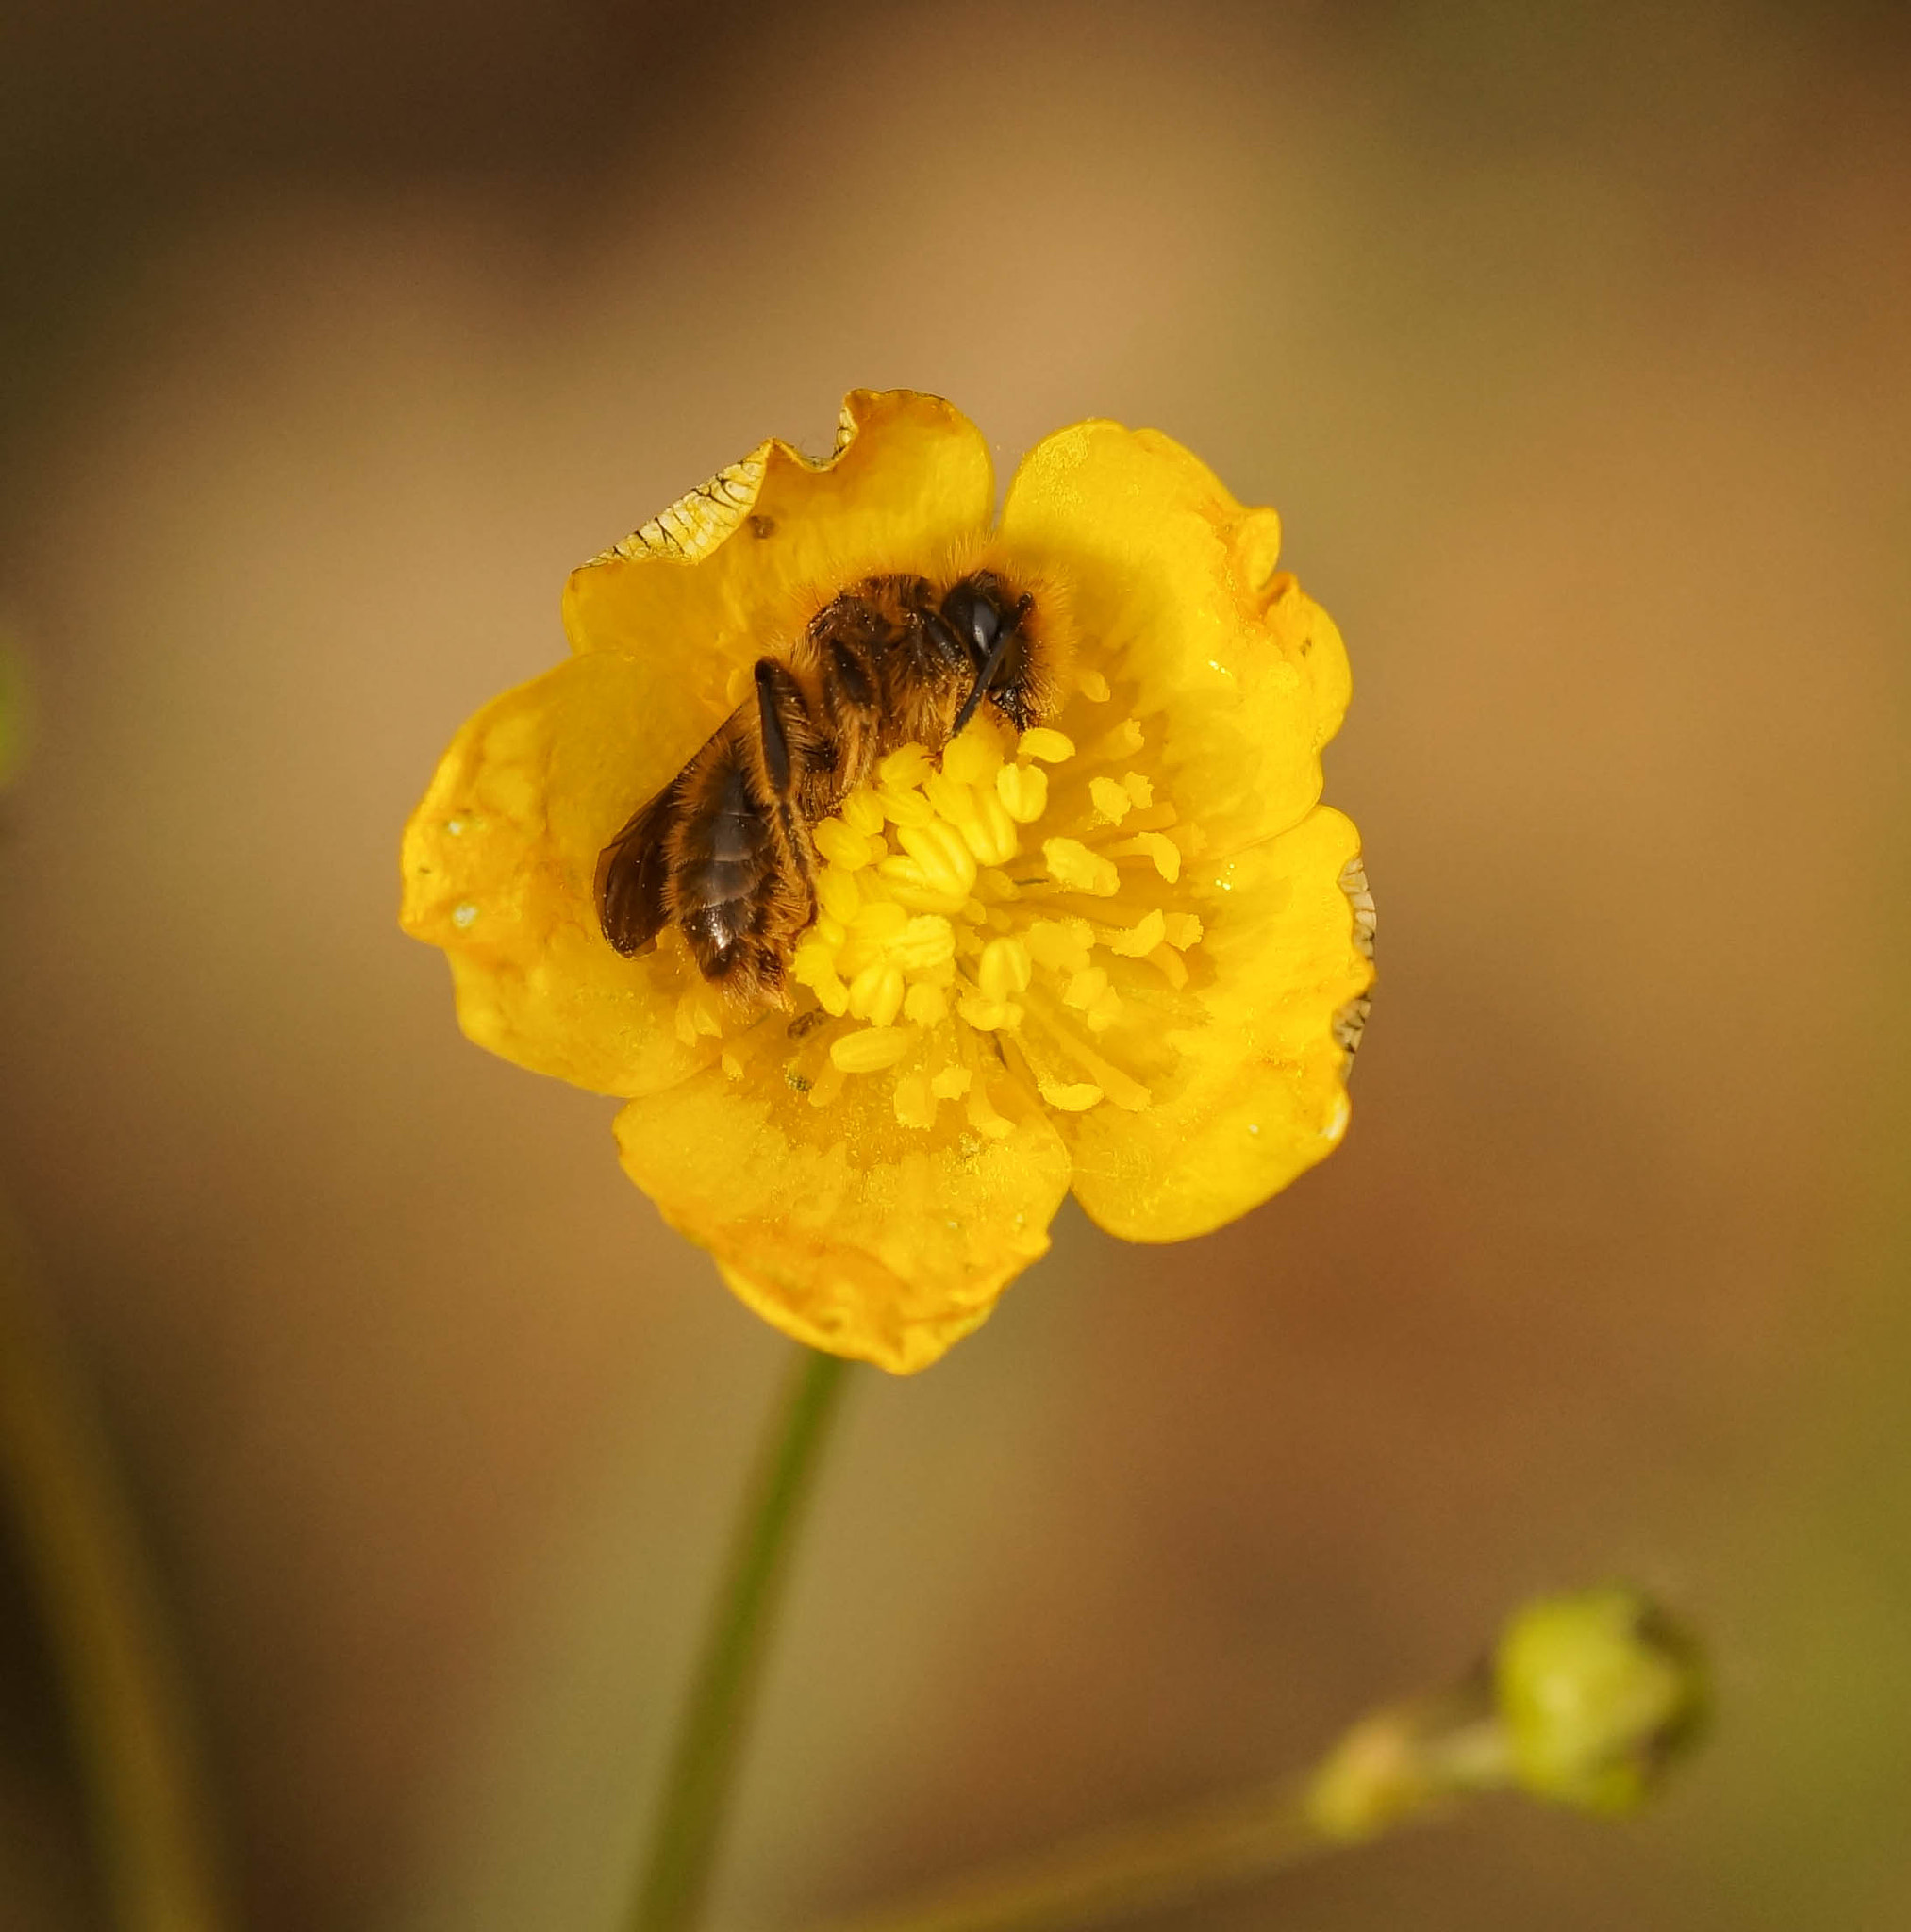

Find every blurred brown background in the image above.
[2,1,1908,1926]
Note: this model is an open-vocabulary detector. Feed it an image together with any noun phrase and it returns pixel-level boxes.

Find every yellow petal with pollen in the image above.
[615,1065,1072,1374]
[399,651,722,1098]
[999,419,1350,858]
[1060,807,1373,1242]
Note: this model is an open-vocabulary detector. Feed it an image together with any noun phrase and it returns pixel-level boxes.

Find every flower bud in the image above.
[1493,1586,1706,1815]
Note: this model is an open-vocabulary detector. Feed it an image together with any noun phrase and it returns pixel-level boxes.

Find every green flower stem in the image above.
[816,1772,1342,1932]
[0,1210,229,1932]
[632,1342,855,1932]
[819,1585,1704,1932]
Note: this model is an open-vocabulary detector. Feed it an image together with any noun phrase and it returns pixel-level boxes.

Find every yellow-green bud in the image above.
[1493,1586,1706,1815]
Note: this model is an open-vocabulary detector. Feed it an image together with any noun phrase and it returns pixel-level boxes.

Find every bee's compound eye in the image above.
[966,595,1002,659]
[941,579,1003,670]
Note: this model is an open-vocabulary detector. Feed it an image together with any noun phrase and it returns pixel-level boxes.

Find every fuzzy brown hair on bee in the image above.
[595,567,1072,1006]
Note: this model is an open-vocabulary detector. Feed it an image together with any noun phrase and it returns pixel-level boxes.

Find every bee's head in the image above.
[943,573,1039,736]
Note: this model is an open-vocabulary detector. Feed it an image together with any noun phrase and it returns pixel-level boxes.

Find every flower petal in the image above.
[561,390,995,707]
[613,1060,1072,1374]
[997,420,1350,858]
[399,651,718,1097]
[1061,806,1372,1242]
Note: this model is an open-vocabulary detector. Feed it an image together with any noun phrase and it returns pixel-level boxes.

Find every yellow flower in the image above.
[400,391,1374,1373]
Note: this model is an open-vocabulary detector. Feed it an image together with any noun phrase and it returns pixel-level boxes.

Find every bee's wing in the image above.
[595,783,678,956]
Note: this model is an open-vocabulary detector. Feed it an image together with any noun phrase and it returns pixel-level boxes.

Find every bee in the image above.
[595,568,1069,1005]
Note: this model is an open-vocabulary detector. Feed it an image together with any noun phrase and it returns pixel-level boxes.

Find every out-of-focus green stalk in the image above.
[820,1586,1704,1932]
[0,1212,229,1932]
[631,1343,854,1932]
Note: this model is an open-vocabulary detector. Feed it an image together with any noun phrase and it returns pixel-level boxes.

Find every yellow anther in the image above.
[956,991,1022,1032]
[876,860,969,917]
[1112,831,1182,883]
[892,1074,937,1130]
[889,913,956,973]
[930,1065,972,1100]
[848,960,906,1026]
[975,868,1020,903]
[1086,985,1124,1032]
[1109,908,1166,957]
[721,1051,745,1081]
[806,1060,847,1109]
[1064,966,1109,1010]
[942,724,1005,789]
[814,819,874,870]
[851,899,908,944]
[1161,911,1205,950]
[878,744,935,790]
[1148,944,1189,990]
[897,820,978,898]
[875,783,936,828]
[840,789,887,837]
[922,772,978,824]
[831,1026,914,1074]
[793,936,852,1016]
[1018,727,1075,763]
[978,936,1034,1000]
[1122,773,1154,808]
[1076,668,1112,702]
[1025,917,1093,972]
[867,833,890,861]
[1089,776,1132,824]
[1095,719,1145,759]
[957,791,1020,866]
[792,931,837,978]
[1037,1076,1103,1112]
[1043,837,1121,897]
[965,1085,1015,1139]
[996,762,1049,824]
[817,868,861,925]
[904,980,951,1027]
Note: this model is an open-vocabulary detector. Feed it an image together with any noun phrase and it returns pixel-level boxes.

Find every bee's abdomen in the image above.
[675,759,780,973]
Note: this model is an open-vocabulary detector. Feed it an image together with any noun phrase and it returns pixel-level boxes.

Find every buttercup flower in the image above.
[401,391,1374,1373]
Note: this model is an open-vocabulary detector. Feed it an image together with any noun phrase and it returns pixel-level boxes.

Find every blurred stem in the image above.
[0,1211,228,1932]
[631,1343,854,1932]
[814,1769,1352,1932]
[817,1574,1706,1932]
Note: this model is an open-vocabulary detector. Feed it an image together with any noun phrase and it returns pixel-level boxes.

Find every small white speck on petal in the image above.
[452,902,477,928]
[445,817,467,836]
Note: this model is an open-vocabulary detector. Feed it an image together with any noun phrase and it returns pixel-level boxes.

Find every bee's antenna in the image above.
[946,645,1005,741]
[950,620,1018,739]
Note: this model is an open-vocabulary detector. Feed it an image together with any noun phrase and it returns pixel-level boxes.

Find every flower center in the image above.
[662,668,1215,1139]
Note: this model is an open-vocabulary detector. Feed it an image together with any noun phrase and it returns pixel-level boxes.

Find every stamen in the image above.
[892,1073,937,1130]
[1018,727,1075,763]
[1106,908,1166,958]
[814,819,875,870]
[1088,775,1133,824]
[996,764,1049,824]
[1093,719,1145,760]
[831,1026,914,1074]
[1109,832,1182,883]
[1043,838,1121,897]
[780,693,1202,1130]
